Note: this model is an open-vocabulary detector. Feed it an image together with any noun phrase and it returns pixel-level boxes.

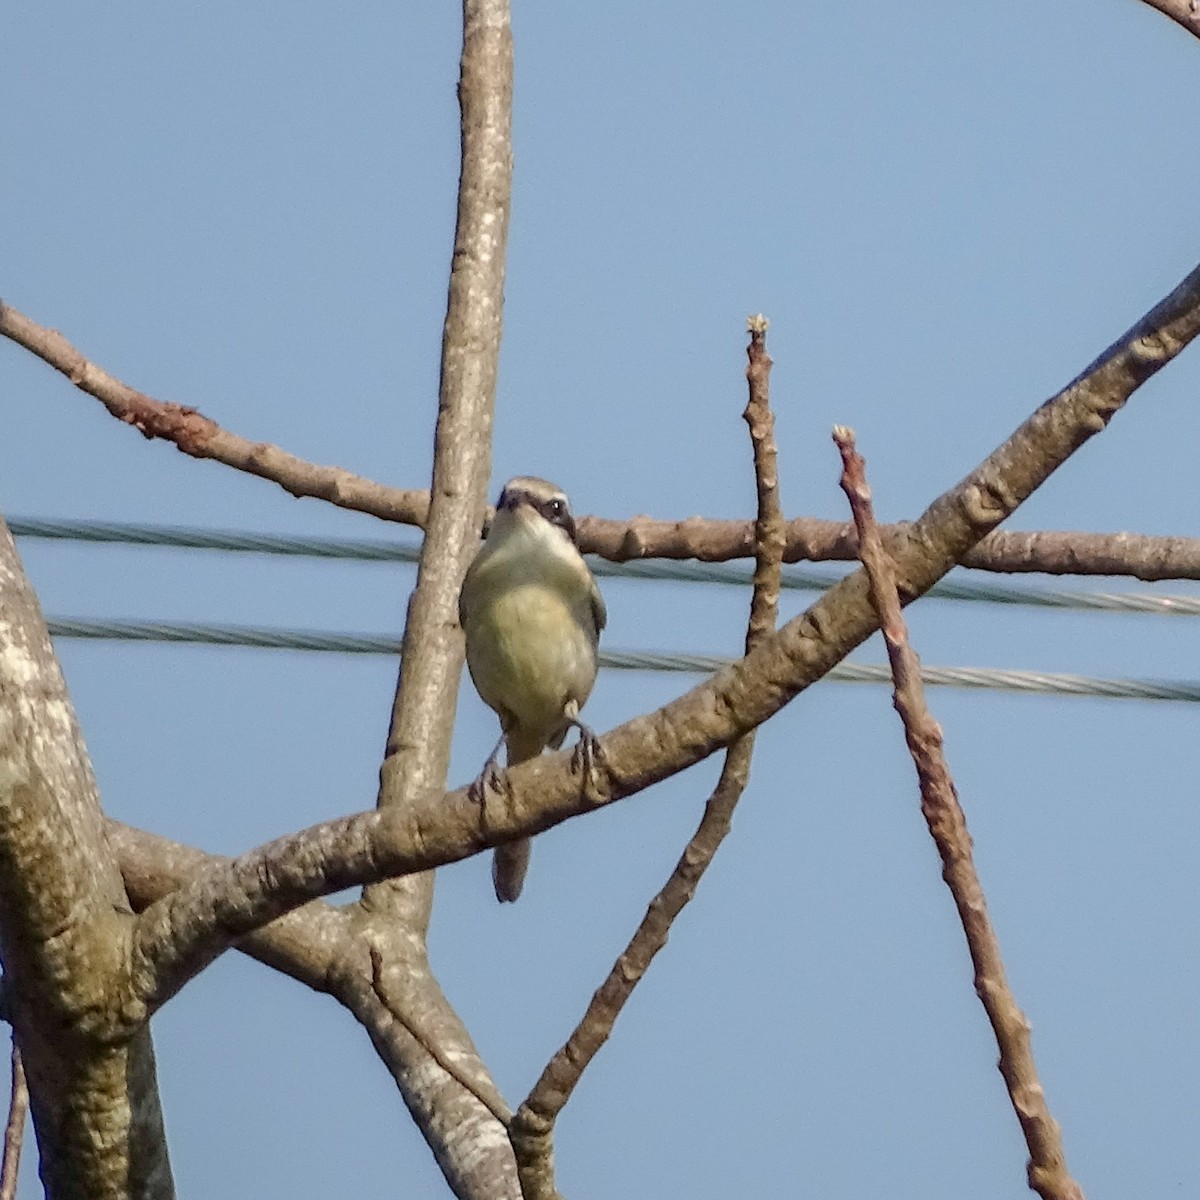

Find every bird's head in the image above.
[493,476,577,545]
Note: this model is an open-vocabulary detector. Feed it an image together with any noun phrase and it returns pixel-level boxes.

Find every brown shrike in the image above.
[458,477,606,902]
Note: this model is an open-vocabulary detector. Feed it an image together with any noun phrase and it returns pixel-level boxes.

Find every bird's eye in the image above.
[547,498,566,520]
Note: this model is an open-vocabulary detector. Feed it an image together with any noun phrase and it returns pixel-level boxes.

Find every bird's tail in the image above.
[493,726,545,903]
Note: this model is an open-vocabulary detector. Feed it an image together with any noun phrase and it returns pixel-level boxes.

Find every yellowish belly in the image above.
[466,583,596,735]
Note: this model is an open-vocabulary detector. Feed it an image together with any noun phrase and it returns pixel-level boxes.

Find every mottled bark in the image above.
[0,519,173,1198]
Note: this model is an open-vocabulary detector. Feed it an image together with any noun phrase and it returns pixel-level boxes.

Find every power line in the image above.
[45,616,1200,704]
[12,516,1200,618]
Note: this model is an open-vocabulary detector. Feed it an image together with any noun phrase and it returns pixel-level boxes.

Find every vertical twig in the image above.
[832,426,1086,1200]
[0,1042,27,1200]
[509,316,786,1199]
[351,2,517,1197]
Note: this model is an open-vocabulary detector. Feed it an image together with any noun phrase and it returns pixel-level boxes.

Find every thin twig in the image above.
[833,426,1086,1200]
[510,316,786,1199]
[0,1042,27,1200]
[0,301,429,528]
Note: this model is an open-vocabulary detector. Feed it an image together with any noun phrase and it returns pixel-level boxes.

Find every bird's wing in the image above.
[458,555,480,630]
[589,578,607,638]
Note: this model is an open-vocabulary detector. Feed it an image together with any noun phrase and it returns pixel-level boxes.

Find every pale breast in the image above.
[466,581,598,735]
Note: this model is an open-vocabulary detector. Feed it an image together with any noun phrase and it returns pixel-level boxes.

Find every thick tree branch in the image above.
[110,817,512,1200]
[0,519,174,1199]
[584,518,1200,581]
[510,315,786,1198]
[834,428,1086,1200]
[7,297,1200,581]
[112,821,352,992]
[368,948,512,1128]
[126,257,1200,974]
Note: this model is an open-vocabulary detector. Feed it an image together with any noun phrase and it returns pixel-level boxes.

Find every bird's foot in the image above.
[468,732,509,807]
[568,721,607,793]
[468,761,504,808]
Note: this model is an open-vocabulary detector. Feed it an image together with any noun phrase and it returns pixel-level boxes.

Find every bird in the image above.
[458,476,607,902]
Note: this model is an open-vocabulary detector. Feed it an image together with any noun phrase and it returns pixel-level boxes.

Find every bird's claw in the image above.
[468,757,505,807]
[569,725,606,784]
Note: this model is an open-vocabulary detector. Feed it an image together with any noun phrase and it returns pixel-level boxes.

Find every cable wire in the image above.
[44,616,1200,704]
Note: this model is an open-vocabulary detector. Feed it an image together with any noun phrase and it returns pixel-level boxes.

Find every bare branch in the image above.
[9,297,1200,581]
[1134,0,1200,39]
[0,300,430,527]
[511,315,786,1196]
[0,1043,27,1200]
[111,820,352,993]
[583,516,1200,581]
[742,315,787,638]
[834,427,1086,1200]
[110,818,511,1198]
[374,0,511,819]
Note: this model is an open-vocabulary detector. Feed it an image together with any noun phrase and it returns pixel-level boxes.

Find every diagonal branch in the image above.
[8,299,1200,581]
[834,427,1086,1200]
[126,256,1200,1005]
[1134,0,1200,39]
[509,315,786,1198]
[0,300,430,528]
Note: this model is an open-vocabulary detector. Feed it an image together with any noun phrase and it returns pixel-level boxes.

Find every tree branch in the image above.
[374,0,511,822]
[368,948,512,1128]
[125,256,1200,986]
[8,296,1200,581]
[112,820,353,993]
[0,1043,27,1200]
[0,300,430,528]
[0,518,174,1199]
[834,428,1086,1200]
[1134,0,1200,39]
[110,818,510,1198]
[351,0,518,1195]
[510,315,786,1198]
[584,517,1200,581]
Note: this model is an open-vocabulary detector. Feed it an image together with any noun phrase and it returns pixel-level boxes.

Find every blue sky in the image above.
[3,4,1199,1198]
